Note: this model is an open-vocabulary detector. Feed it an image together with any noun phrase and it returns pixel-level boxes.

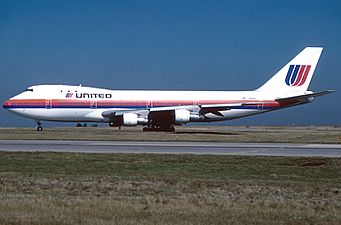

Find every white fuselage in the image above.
[3,84,279,123]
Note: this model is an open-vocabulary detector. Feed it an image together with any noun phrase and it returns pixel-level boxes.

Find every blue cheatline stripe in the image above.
[290,65,301,85]
[5,105,148,109]
[285,65,295,86]
[52,105,148,109]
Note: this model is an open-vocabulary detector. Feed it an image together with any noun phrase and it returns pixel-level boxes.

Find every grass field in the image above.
[0,152,340,225]
[0,125,341,143]
[0,126,340,224]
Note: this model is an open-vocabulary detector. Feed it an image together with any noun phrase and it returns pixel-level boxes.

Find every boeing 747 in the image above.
[3,47,333,131]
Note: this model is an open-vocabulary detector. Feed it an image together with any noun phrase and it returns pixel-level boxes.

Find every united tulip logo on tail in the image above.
[285,65,311,86]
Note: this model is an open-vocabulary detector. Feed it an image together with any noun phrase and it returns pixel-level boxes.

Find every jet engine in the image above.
[109,113,147,127]
[174,109,191,123]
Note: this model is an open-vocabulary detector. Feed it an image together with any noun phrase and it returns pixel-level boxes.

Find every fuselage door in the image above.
[147,100,152,109]
[46,99,52,109]
[90,100,97,109]
[257,100,264,110]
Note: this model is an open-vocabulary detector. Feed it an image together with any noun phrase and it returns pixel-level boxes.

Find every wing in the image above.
[101,103,243,118]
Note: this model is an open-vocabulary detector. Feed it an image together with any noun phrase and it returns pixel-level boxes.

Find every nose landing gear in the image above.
[36,121,43,131]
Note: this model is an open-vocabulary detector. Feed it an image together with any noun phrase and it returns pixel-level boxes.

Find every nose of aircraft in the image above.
[2,99,10,109]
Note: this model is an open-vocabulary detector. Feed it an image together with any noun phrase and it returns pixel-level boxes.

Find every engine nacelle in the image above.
[174,109,190,124]
[122,113,138,126]
[109,113,147,127]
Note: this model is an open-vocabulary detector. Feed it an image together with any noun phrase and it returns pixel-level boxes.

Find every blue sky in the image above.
[1,0,340,127]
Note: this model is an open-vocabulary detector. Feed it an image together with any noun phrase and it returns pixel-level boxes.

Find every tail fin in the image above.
[257,47,323,97]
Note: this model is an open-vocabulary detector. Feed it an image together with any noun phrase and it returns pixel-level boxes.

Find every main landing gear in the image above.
[143,125,175,132]
[36,121,43,131]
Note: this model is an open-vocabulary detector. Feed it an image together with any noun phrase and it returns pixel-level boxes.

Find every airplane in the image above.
[2,47,334,132]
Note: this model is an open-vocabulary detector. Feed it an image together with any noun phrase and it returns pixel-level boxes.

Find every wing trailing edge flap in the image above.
[101,103,243,118]
[275,90,334,103]
[147,103,243,116]
[199,103,243,116]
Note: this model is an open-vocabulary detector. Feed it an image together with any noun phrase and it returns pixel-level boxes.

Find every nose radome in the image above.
[2,100,10,109]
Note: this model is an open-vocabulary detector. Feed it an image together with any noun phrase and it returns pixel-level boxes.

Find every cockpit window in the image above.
[25,88,33,92]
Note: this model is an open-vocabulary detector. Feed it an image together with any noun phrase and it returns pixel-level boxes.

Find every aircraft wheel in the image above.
[37,126,43,131]
[143,127,152,132]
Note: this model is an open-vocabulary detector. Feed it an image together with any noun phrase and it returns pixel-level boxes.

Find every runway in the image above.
[0,140,341,157]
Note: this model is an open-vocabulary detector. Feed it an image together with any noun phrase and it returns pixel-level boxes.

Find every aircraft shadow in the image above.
[175,131,240,135]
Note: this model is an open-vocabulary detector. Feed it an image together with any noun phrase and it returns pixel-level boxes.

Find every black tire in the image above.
[143,127,151,132]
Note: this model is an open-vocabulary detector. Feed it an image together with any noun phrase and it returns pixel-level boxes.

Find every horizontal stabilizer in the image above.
[275,90,334,103]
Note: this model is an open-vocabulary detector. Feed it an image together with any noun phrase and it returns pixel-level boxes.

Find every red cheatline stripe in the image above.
[292,65,306,86]
[297,65,311,86]
[6,99,281,107]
